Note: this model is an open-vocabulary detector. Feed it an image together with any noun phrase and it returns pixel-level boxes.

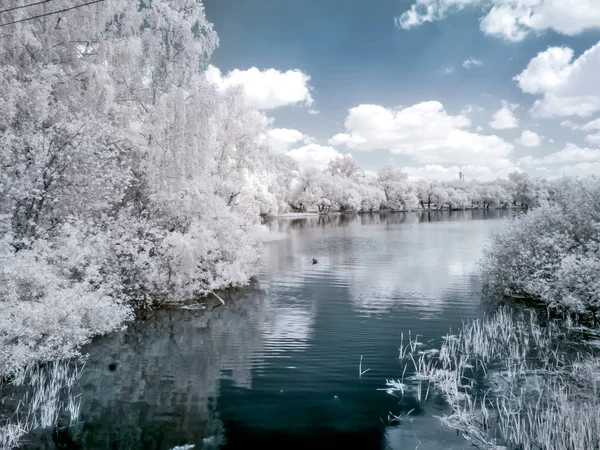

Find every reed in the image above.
[386,307,600,449]
[0,360,83,449]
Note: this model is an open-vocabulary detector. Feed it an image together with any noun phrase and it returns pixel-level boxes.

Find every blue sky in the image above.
[203,0,600,180]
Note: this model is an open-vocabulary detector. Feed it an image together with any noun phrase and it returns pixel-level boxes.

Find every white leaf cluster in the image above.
[0,0,285,374]
[482,176,600,318]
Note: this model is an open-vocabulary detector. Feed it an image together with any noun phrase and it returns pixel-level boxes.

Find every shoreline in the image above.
[269,205,525,218]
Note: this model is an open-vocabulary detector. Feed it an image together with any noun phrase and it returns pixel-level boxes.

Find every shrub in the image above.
[481,176,600,320]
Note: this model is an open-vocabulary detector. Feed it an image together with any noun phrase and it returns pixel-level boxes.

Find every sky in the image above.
[203,0,600,181]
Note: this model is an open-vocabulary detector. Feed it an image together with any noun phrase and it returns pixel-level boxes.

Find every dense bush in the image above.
[482,176,600,320]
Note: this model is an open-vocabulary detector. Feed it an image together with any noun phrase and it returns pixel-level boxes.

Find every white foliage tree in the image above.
[0,0,278,375]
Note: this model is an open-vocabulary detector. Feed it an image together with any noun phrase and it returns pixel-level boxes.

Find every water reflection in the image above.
[263,210,510,317]
[18,210,509,449]
[266,209,510,231]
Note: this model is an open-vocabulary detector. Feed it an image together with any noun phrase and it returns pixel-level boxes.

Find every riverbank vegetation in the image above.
[287,159,551,213]
[387,175,600,448]
[482,176,600,323]
[388,308,600,449]
[0,0,275,376]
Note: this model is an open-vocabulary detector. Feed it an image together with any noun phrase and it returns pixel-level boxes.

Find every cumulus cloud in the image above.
[559,118,600,145]
[514,47,574,94]
[562,118,600,132]
[480,2,531,41]
[514,42,600,118]
[205,65,313,110]
[518,130,542,147]
[585,133,600,146]
[265,128,342,169]
[489,101,519,129]
[286,144,344,170]
[560,120,580,130]
[462,57,483,69]
[328,101,513,166]
[582,118,600,131]
[481,0,600,41]
[396,0,480,29]
[396,0,600,41]
[519,143,600,165]
[267,128,314,153]
[329,133,367,147]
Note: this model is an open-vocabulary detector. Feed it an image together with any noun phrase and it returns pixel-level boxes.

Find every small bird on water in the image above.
[312,258,318,265]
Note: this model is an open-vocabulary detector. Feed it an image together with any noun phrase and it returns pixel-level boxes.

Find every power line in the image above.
[0,0,104,27]
[0,0,62,15]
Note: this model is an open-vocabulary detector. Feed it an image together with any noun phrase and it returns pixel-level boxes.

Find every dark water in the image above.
[22,209,511,450]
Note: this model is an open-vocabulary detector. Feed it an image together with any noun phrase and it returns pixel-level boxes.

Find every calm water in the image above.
[22,209,511,450]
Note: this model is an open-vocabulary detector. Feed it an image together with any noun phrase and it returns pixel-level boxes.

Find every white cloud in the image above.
[481,0,600,41]
[308,109,320,115]
[532,95,600,118]
[585,133,600,146]
[519,143,600,165]
[286,144,344,170]
[560,120,580,130]
[521,160,600,178]
[514,47,574,94]
[562,118,600,132]
[516,155,538,166]
[462,57,483,69]
[396,0,481,29]
[514,42,600,118]
[403,161,516,181]
[442,65,455,74]
[328,101,513,166]
[329,133,367,147]
[267,128,314,153]
[403,164,462,181]
[518,130,542,147]
[582,118,600,131]
[396,1,600,41]
[461,104,485,115]
[480,3,531,41]
[205,65,313,110]
[560,161,600,176]
[489,101,519,129]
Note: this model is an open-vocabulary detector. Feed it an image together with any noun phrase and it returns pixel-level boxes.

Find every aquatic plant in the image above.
[387,308,600,449]
[0,360,83,449]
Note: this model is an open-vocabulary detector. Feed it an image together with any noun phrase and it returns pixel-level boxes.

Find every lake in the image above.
[19,209,511,450]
